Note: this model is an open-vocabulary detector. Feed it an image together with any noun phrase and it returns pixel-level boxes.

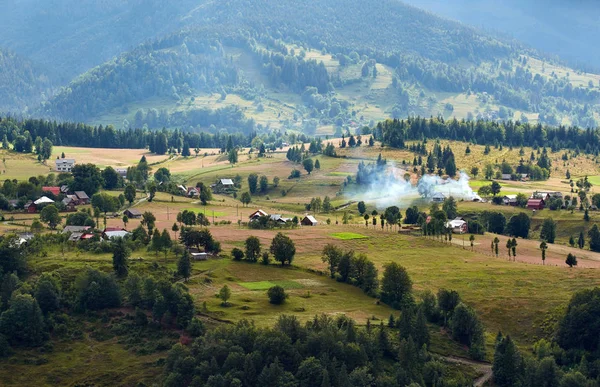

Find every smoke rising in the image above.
[351,163,477,209]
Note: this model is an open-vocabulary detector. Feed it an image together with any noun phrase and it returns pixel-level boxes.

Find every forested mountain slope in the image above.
[0,48,53,113]
[7,0,600,132]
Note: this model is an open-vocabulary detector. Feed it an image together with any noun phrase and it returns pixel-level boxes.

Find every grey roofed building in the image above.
[124,208,142,218]
[68,232,84,242]
[62,226,91,234]
[301,215,318,226]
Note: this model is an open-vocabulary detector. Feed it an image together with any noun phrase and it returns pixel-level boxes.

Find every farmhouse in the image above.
[42,186,60,196]
[527,198,545,210]
[249,209,269,220]
[270,214,292,223]
[74,191,90,204]
[68,232,84,242]
[115,168,128,178]
[531,191,562,201]
[34,196,55,206]
[213,179,235,192]
[502,195,518,206]
[445,217,468,234]
[55,158,75,173]
[124,208,142,219]
[102,227,130,240]
[187,187,200,197]
[431,192,446,203]
[24,201,36,213]
[62,226,91,234]
[301,215,318,226]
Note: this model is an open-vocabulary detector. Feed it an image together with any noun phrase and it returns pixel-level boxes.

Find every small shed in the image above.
[431,192,446,203]
[124,208,142,219]
[301,215,318,226]
[191,252,209,261]
[75,191,90,204]
[527,199,545,210]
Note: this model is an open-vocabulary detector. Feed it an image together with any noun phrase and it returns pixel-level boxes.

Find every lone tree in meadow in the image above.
[244,236,261,262]
[566,253,577,268]
[506,239,513,259]
[240,192,251,207]
[540,241,548,265]
[511,238,517,258]
[270,232,296,266]
[493,237,500,257]
[267,285,287,305]
[469,234,475,251]
[219,285,231,306]
[303,158,314,175]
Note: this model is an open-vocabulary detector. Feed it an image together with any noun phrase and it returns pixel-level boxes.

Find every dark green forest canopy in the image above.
[374,117,600,154]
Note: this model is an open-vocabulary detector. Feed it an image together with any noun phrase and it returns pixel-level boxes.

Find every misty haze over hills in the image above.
[403,0,600,70]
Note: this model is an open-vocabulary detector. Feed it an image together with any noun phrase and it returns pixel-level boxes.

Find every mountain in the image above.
[0,0,201,79]
[7,0,600,132]
[0,48,53,113]
[402,0,600,71]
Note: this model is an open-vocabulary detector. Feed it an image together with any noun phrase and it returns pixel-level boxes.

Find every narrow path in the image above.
[441,356,492,386]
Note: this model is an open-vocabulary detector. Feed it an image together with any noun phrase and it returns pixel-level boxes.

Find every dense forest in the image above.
[39,33,242,121]
[0,116,253,150]
[0,48,53,112]
[374,117,600,154]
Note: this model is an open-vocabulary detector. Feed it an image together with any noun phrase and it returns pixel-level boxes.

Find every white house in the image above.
[55,159,75,172]
[445,217,468,234]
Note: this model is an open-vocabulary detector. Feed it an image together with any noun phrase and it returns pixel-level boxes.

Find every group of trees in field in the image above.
[321,245,379,297]
[493,287,600,386]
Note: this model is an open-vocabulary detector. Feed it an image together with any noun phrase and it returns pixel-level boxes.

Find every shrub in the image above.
[231,248,244,261]
[267,286,287,305]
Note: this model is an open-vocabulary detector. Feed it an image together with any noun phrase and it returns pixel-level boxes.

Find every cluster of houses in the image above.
[501,191,564,210]
[60,225,131,242]
[248,209,318,226]
[23,186,90,213]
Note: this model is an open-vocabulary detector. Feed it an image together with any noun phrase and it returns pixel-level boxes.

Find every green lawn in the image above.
[331,232,369,240]
[238,281,277,290]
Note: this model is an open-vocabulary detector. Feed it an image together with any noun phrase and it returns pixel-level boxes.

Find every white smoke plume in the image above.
[350,163,477,209]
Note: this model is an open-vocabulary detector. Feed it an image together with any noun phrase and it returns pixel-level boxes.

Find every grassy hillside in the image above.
[20,0,598,131]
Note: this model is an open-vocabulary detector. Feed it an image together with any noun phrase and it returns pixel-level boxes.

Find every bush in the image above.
[231,248,244,261]
[267,285,287,305]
